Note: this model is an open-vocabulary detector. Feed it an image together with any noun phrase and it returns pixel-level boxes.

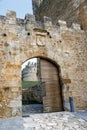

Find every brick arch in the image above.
[20,51,53,66]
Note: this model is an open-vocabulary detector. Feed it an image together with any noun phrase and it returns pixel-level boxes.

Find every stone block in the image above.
[58,20,67,30]
[25,14,35,22]
[6,10,16,19]
[72,23,81,30]
[44,16,52,26]
[9,100,21,108]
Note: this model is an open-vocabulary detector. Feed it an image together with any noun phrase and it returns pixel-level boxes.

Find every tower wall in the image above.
[32,0,87,28]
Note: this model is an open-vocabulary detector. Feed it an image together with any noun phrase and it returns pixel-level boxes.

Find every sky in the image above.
[22,58,37,70]
[0,0,33,18]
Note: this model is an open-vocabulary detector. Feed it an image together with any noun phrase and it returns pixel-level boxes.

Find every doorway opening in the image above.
[22,58,43,116]
[22,57,63,116]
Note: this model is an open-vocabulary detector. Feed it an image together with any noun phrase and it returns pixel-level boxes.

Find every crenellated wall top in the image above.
[0,10,84,33]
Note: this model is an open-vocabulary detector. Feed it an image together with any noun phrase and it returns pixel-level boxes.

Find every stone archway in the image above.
[22,57,63,115]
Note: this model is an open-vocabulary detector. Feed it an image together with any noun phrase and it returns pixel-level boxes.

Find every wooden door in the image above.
[40,59,63,112]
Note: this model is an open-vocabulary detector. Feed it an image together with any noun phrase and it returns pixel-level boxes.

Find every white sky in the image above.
[22,58,37,70]
[0,0,33,18]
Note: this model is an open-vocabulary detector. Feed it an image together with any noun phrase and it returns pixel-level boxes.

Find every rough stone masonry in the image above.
[0,9,87,118]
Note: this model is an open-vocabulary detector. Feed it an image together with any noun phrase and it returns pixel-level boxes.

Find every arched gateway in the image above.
[0,11,87,118]
[22,57,63,115]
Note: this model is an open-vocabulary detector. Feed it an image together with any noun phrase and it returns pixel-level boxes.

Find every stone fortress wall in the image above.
[0,8,87,117]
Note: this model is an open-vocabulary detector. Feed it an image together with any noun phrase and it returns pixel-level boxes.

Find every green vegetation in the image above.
[22,81,39,105]
[22,81,38,89]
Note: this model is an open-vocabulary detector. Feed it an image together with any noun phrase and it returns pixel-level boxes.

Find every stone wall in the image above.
[33,0,87,27]
[0,10,87,118]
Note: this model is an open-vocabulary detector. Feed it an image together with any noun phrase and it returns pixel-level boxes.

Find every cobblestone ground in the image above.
[23,112,87,130]
[0,111,87,130]
[74,110,87,121]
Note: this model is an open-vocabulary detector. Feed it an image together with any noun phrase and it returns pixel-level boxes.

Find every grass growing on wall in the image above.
[22,81,38,89]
